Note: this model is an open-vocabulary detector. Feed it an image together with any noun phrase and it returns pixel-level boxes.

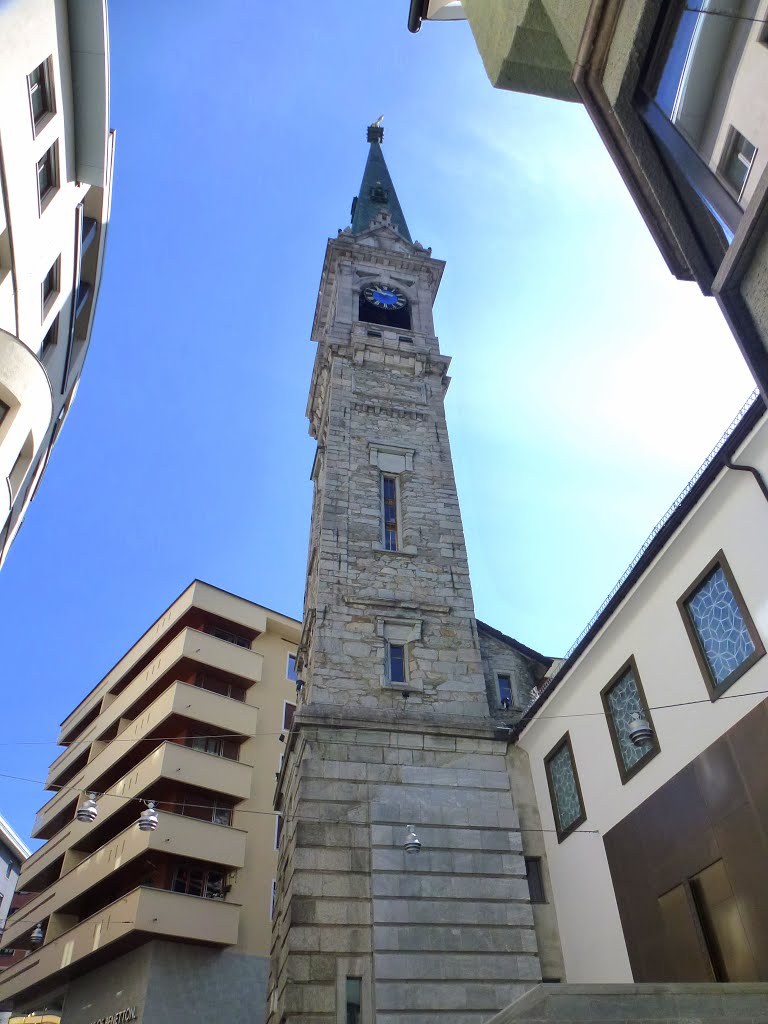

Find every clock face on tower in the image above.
[363,283,408,311]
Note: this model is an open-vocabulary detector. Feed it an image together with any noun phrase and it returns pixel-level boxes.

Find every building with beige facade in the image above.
[0,0,114,567]
[408,0,768,400]
[0,581,300,1024]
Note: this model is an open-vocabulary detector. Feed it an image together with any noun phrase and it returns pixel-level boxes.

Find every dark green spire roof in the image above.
[350,124,412,244]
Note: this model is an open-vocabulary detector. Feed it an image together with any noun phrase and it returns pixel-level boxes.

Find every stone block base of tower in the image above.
[269,706,542,1024]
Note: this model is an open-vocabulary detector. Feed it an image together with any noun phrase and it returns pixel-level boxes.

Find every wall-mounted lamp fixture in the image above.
[278,733,286,743]
[628,715,654,748]
[404,824,421,853]
[30,924,44,947]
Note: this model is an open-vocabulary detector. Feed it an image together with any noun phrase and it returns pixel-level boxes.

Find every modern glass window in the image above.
[525,857,546,904]
[382,474,398,551]
[601,657,659,782]
[544,733,586,842]
[346,977,362,1024]
[41,258,59,318]
[720,128,757,203]
[497,673,512,708]
[638,0,764,254]
[287,653,297,681]
[27,58,54,131]
[678,551,764,699]
[36,142,58,211]
[388,643,406,684]
[172,864,226,899]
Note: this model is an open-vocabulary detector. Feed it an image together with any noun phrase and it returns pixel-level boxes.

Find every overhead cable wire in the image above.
[0,771,599,836]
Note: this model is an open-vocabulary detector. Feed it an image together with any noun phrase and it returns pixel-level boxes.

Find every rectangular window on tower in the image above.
[387,643,406,685]
[382,474,399,551]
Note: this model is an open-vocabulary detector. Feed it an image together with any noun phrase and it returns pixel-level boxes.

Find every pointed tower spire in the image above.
[349,121,413,243]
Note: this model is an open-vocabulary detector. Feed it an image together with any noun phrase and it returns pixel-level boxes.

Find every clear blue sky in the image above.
[0,2,754,844]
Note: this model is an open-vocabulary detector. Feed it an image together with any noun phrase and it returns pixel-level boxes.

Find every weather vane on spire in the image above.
[367,116,384,144]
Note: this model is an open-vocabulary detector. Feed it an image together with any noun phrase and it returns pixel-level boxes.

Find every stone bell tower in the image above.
[268,125,541,1024]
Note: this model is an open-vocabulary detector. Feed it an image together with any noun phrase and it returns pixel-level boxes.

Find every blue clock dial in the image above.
[363,282,407,311]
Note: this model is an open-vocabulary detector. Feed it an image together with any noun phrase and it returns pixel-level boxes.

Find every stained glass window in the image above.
[604,665,656,777]
[545,736,584,838]
[685,565,756,689]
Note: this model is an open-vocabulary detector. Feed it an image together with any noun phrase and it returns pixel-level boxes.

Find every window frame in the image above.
[36,141,59,214]
[677,550,764,701]
[283,700,296,731]
[387,641,407,686]
[286,652,297,681]
[497,673,513,708]
[41,257,60,321]
[544,732,587,843]
[171,863,226,900]
[718,127,757,205]
[524,856,546,904]
[381,473,400,552]
[39,316,58,359]
[600,655,660,784]
[27,58,55,135]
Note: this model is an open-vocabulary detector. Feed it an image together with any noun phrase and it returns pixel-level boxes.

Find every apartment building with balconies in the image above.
[0,0,115,567]
[0,581,300,1024]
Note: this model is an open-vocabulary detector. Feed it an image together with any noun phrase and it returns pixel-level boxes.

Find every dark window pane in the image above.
[389,645,405,684]
[497,674,512,705]
[346,977,362,1024]
[283,702,296,729]
[212,803,232,826]
[525,857,546,903]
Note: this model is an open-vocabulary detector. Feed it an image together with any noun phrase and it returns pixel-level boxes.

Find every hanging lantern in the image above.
[138,800,159,832]
[76,792,98,824]
[628,715,654,748]
[403,824,421,853]
[30,924,44,947]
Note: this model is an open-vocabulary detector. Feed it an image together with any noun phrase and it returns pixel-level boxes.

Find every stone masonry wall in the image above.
[300,235,489,719]
[270,715,541,1024]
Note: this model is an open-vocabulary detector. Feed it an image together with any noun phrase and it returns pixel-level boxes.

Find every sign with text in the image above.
[89,1008,137,1024]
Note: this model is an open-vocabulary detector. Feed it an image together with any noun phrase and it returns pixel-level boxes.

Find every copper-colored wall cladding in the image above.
[605,697,768,981]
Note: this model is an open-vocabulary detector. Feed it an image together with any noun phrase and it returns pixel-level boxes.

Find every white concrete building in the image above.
[515,392,768,984]
[0,0,114,566]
